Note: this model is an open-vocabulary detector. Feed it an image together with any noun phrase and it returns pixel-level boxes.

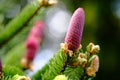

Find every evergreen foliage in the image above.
[32,64,49,80]
[3,42,25,69]
[42,49,68,80]
[63,66,84,80]
[2,65,24,80]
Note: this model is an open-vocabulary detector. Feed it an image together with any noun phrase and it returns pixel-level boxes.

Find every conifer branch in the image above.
[0,3,40,47]
[32,64,49,80]
[3,42,25,69]
[42,49,68,80]
[63,66,84,80]
[0,26,30,55]
[0,0,57,47]
[0,9,46,55]
[2,65,24,80]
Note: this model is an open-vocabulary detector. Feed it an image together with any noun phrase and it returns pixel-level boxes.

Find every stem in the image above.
[0,1,42,47]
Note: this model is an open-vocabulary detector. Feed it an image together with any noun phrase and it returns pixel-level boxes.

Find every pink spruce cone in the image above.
[25,20,45,61]
[65,8,85,51]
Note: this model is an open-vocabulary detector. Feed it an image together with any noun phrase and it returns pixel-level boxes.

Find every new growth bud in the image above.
[38,0,58,6]
[65,8,85,52]
[87,43,100,54]
[78,53,87,65]
[86,55,99,76]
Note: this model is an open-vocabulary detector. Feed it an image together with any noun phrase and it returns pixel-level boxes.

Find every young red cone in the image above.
[65,8,85,52]
[25,21,44,61]
[21,20,45,70]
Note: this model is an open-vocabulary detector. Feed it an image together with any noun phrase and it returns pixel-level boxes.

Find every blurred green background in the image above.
[0,0,120,80]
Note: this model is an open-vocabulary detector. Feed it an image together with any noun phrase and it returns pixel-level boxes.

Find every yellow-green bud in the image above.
[54,75,68,80]
[12,74,30,80]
